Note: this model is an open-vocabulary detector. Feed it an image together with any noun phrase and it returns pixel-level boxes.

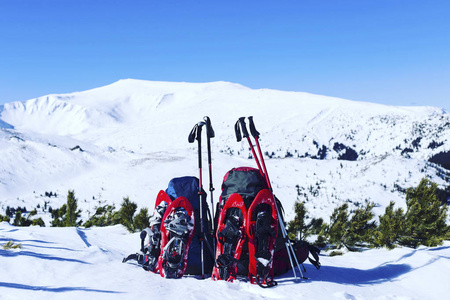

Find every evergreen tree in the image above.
[374,201,405,249]
[28,209,45,227]
[346,202,377,247]
[51,204,67,227]
[13,211,24,226]
[12,211,31,226]
[6,206,12,218]
[287,201,308,240]
[119,197,137,232]
[400,178,450,248]
[31,217,46,227]
[10,208,45,227]
[325,202,377,249]
[51,190,81,227]
[287,200,324,241]
[64,190,81,227]
[0,214,10,223]
[84,204,120,228]
[327,203,349,248]
[133,207,150,232]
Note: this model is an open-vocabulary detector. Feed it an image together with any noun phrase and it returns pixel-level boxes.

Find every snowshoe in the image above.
[141,190,172,272]
[212,193,248,282]
[158,197,195,278]
[247,189,278,288]
[122,190,172,271]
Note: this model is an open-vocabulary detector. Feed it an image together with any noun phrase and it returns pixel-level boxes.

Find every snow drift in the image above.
[1,222,449,299]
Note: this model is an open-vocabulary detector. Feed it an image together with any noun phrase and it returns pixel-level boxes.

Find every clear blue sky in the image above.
[1,0,449,110]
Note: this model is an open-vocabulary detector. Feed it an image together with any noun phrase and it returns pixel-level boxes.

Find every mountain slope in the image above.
[0,79,449,223]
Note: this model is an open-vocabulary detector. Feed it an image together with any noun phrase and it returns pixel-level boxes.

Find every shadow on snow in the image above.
[0,282,122,294]
[76,228,92,247]
[0,238,55,244]
[277,263,411,286]
[0,249,90,264]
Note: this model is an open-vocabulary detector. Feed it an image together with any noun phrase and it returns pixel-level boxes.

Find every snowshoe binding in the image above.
[247,189,278,288]
[141,190,172,272]
[158,197,195,278]
[212,193,248,282]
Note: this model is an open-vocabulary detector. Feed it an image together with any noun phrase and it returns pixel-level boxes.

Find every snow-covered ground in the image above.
[1,222,449,300]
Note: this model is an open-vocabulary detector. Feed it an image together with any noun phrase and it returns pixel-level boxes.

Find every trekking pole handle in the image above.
[238,117,249,138]
[248,116,260,139]
[196,121,205,141]
[188,122,206,143]
[203,116,215,139]
[234,119,242,142]
[188,124,198,143]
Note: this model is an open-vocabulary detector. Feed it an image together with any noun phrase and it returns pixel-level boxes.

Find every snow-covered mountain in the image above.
[0,79,449,223]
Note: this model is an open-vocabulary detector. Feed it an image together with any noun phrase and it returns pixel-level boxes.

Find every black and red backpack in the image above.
[213,166,320,286]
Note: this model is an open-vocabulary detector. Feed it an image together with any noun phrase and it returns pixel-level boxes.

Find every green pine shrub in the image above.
[374,201,405,249]
[290,178,450,252]
[13,210,29,226]
[133,207,150,232]
[11,209,45,227]
[84,204,120,228]
[65,190,81,227]
[399,178,450,248]
[119,196,138,232]
[0,214,11,223]
[2,240,22,250]
[346,202,377,247]
[287,200,325,244]
[327,203,350,248]
[51,190,81,227]
[51,204,67,227]
[287,201,308,240]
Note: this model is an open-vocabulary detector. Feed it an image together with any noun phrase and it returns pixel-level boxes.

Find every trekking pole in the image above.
[188,121,206,279]
[247,116,305,280]
[247,117,271,189]
[237,117,303,281]
[203,116,216,263]
[203,116,215,234]
[234,117,264,178]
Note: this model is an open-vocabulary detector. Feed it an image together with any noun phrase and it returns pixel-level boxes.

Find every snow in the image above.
[1,222,449,300]
[0,79,448,223]
[257,257,271,267]
[0,79,449,299]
